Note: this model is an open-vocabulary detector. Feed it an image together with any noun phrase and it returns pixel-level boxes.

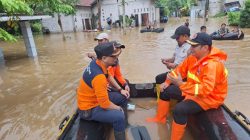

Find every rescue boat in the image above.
[58,83,250,140]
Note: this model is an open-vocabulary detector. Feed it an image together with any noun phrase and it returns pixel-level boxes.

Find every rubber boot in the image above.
[155,84,160,102]
[146,99,169,124]
[170,120,186,140]
[114,131,125,140]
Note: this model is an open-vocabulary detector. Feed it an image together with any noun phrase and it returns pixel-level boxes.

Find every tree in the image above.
[0,0,76,42]
[167,0,181,17]
[155,0,197,17]
[0,0,33,41]
[239,0,250,28]
[26,0,76,40]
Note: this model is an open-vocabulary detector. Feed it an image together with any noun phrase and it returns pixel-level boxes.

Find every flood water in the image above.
[0,17,250,140]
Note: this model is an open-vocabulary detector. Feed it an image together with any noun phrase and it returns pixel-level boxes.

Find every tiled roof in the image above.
[77,0,95,7]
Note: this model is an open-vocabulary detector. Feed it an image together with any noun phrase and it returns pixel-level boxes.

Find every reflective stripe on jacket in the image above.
[166,47,228,110]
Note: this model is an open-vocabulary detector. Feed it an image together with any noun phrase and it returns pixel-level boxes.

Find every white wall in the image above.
[42,13,73,33]
[92,0,156,27]
[74,7,92,31]
[42,6,92,33]
[209,0,224,16]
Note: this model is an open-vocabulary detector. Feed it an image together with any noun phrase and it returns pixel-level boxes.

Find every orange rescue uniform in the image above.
[108,64,127,86]
[165,47,228,110]
[77,60,111,110]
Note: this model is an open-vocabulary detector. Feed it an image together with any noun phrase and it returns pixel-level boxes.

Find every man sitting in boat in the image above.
[227,25,243,38]
[218,23,230,36]
[147,32,228,140]
[77,42,129,140]
[146,25,191,104]
[211,23,229,37]
[88,33,130,93]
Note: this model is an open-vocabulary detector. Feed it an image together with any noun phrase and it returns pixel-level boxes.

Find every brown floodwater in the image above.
[0,17,250,140]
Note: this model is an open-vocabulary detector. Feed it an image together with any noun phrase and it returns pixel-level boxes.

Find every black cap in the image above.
[109,41,125,49]
[186,32,212,46]
[94,42,121,59]
[171,25,190,39]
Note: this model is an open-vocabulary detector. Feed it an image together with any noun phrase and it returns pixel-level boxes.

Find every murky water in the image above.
[0,17,250,140]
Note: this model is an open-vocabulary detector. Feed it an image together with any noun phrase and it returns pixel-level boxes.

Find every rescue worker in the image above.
[149,32,228,140]
[77,42,129,140]
[147,25,191,113]
[88,33,130,92]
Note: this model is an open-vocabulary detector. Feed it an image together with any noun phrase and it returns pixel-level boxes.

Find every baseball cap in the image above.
[94,33,109,40]
[186,32,212,46]
[109,41,125,49]
[171,25,190,39]
[94,42,121,59]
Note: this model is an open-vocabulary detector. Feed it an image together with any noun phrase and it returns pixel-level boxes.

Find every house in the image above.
[91,0,159,27]
[42,0,94,33]
[42,0,159,33]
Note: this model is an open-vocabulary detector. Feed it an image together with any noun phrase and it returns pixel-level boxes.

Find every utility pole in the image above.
[204,0,209,24]
[98,0,102,31]
[121,0,126,34]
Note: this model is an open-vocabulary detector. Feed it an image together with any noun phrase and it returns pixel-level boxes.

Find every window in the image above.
[134,9,136,13]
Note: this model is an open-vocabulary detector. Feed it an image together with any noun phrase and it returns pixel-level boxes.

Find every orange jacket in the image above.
[166,47,228,110]
[108,64,127,86]
[77,60,111,110]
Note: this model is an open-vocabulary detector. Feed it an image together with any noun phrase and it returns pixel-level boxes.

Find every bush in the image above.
[31,22,42,33]
[239,0,250,28]
[228,12,240,26]
[213,12,226,18]
[180,6,190,16]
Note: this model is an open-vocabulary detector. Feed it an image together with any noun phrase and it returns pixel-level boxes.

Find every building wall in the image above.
[92,0,156,27]
[209,0,225,16]
[191,0,228,18]
[42,7,92,33]
[74,7,92,31]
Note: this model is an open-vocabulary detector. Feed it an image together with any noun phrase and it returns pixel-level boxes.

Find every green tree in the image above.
[155,0,197,16]
[228,12,240,26]
[0,0,76,42]
[239,0,250,28]
[0,0,33,41]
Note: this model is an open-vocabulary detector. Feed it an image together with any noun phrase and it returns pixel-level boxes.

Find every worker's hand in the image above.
[159,82,169,92]
[166,62,176,69]
[167,72,183,86]
[121,89,130,99]
[107,84,112,91]
[87,53,96,60]
[124,85,130,92]
[161,58,171,64]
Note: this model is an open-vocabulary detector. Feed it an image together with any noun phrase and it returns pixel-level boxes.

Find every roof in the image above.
[0,15,51,22]
[77,0,95,7]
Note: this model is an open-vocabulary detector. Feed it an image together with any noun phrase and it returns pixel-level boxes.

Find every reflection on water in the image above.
[0,17,250,139]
